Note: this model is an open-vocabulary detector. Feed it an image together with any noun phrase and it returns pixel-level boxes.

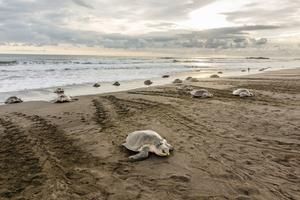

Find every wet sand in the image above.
[0,68,299,200]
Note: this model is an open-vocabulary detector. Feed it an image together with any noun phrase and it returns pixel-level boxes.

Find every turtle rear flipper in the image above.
[122,143,136,152]
[129,146,149,161]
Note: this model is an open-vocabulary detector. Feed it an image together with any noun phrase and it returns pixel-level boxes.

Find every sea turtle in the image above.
[210,74,220,78]
[185,76,193,81]
[93,83,101,88]
[53,94,76,103]
[144,80,153,86]
[232,88,254,97]
[4,96,23,104]
[190,89,213,98]
[54,88,65,94]
[162,75,170,78]
[113,81,120,86]
[123,130,173,161]
[173,79,183,84]
[189,78,199,82]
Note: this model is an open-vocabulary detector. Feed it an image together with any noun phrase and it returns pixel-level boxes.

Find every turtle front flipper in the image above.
[129,146,149,161]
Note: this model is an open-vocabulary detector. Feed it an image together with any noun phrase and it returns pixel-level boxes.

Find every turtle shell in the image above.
[54,94,73,103]
[144,80,153,85]
[123,130,163,152]
[232,88,249,95]
[190,89,209,97]
[173,79,183,84]
[54,88,65,94]
[4,96,23,104]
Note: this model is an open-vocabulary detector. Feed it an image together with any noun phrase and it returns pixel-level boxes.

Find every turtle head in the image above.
[205,92,213,98]
[154,139,172,156]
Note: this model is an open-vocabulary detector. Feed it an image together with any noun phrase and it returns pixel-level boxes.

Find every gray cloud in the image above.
[222,0,300,26]
[72,0,94,9]
[74,25,277,49]
[0,0,297,50]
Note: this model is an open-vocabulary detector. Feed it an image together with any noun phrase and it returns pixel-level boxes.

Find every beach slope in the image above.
[0,69,299,200]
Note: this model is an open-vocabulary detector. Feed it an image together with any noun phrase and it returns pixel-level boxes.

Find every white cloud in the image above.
[0,0,298,52]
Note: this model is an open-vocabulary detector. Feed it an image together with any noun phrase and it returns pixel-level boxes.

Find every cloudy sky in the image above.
[0,0,299,55]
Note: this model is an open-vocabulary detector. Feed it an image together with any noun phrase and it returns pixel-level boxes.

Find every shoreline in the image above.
[1,66,298,105]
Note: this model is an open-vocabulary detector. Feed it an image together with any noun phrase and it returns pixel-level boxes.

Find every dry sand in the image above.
[0,68,299,200]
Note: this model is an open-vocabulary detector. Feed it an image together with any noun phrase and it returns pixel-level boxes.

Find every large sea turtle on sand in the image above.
[123,130,173,161]
[190,89,213,98]
[4,96,23,104]
[232,88,254,97]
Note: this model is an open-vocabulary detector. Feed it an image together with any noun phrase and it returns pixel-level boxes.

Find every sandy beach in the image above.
[0,68,299,200]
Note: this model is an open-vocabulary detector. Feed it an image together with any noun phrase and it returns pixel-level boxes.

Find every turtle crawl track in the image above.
[0,85,298,200]
[99,95,300,200]
[92,98,110,129]
[90,96,194,199]
[0,113,108,200]
[0,117,45,199]
[110,95,300,155]
[128,86,287,106]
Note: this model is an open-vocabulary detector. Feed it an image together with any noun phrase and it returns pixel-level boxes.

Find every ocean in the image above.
[0,54,299,103]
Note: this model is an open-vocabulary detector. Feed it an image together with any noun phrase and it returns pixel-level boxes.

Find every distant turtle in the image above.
[54,88,65,94]
[173,79,183,84]
[113,81,120,86]
[53,94,76,103]
[123,130,173,161]
[232,88,254,97]
[210,74,220,78]
[189,78,199,82]
[93,83,101,88]
[190,89,213,98]
[185,77,193,81]
[144,80,153,86]
[4,96,23,104]
[162,75,170,78]
[218,71,223,74]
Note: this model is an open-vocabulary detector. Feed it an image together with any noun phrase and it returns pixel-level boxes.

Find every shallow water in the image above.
[0,54,299,103]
